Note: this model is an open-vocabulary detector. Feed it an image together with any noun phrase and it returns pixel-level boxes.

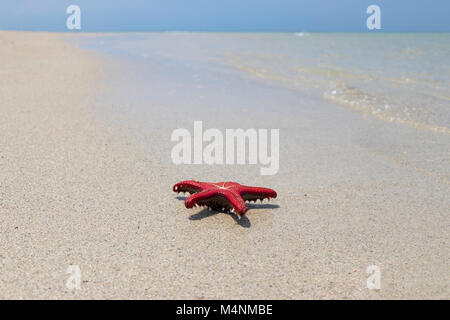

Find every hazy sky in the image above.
[0,0,449,32]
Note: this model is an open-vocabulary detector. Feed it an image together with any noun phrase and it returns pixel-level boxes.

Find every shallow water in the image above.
[76,33,450,182]
[79,32,450,134]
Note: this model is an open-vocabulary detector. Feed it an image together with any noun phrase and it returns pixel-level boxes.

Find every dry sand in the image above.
[0,31,448,299]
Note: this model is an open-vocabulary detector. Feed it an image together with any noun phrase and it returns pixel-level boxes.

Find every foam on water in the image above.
[223,33,450,134]
[78,32,450,134]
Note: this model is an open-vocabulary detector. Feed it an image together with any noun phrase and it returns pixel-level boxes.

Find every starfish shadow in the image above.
[188,208,219,220]
[188,208,251,228]
[228,212,251,228]
[176,196,279,229]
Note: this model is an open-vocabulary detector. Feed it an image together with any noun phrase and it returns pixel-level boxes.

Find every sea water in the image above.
[77,33,450,181]
[79,32,450,134]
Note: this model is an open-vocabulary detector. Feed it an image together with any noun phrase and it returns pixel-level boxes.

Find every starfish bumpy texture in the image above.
[173,180,277,218]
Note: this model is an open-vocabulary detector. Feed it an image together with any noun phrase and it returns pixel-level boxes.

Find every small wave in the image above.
[225,52,450,135]
[324,85,450,135]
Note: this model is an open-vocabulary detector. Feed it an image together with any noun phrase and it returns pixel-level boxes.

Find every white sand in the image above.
[0,31,448,299]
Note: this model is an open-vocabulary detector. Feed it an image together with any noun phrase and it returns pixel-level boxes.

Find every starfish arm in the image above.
[173,180,210,194]
[235,186,277,202]
[185,189,248,217]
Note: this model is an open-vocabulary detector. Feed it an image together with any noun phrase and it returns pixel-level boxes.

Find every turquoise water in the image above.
[224,33,450,133]
[75,32,450,181]
[79,32,450,134]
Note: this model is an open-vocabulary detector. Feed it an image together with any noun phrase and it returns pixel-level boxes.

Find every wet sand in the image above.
[0,31,448,299]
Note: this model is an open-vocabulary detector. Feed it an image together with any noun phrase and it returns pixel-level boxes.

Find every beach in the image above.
[0,31,448,299]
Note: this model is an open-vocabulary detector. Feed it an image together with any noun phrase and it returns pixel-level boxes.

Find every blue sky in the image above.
[0,0,449,32]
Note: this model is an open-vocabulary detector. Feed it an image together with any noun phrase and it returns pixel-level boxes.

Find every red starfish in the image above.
[173,180,277,218]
